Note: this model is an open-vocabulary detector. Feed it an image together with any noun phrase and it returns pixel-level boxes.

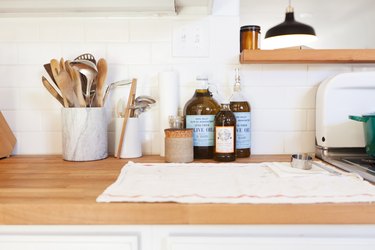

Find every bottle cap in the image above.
[196,75,208,89]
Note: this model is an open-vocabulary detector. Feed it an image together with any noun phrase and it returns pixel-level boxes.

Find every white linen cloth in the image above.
[96,161,375,204]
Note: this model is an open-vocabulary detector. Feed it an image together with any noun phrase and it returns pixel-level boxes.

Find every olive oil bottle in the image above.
[214,103,236,162]
[183,77,220,159]
[230,69,251,158]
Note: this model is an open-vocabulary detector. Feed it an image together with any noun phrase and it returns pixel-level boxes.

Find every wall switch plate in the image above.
[172,19,209,57]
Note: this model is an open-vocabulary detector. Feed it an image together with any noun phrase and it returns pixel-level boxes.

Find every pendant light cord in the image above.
[287,0,294,13]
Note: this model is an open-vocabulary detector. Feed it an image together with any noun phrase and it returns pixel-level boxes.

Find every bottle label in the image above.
[186,115,215,146]
[234,112,251,149]
[215,126,235,153]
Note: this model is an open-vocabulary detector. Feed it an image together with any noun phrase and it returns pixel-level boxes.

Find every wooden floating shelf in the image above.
[240,49,375,64]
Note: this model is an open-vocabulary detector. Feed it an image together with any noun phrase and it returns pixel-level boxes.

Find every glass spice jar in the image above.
[240,25,261,52]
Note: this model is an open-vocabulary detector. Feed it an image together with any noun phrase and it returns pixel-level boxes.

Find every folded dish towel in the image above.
[267,161,362,178]
[97,161,375,204]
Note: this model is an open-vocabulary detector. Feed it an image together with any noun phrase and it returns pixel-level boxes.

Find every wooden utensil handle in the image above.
[116,78,137,158]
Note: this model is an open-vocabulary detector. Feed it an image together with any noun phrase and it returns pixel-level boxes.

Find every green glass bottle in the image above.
[230,68,251,158]
[183,77,220,159]
[214,103,236,162]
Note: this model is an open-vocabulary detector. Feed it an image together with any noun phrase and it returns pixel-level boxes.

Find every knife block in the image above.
[0,111,16,158]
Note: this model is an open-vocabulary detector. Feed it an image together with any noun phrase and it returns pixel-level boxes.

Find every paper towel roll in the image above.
[158,71,179,156]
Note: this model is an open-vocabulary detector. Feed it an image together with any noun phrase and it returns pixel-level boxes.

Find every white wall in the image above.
[0,0,374,156]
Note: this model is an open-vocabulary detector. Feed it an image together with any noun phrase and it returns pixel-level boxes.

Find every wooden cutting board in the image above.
[0,111,16,158]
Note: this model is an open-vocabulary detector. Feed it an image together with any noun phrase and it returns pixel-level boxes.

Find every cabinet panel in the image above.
[167,236,375,250]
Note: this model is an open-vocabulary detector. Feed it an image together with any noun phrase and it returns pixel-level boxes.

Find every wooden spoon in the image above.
[93,58,107,107]
[50,59,60,81]
[41,76,64,106]
[55,70,80,108]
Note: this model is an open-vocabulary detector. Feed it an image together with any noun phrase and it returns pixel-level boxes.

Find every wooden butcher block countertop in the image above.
[0,155,375,225]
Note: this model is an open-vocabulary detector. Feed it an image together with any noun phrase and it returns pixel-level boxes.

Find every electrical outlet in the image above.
[172,20,209,57]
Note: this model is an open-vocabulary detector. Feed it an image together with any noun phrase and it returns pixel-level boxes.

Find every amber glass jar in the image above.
[183,78,220,159]
[230,69,251,158]
[240,25,261,52]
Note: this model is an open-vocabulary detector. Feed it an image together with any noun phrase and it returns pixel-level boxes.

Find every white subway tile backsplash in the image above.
[284,86,317,109]
[251,132,284,154]
[130,20,171,42]
[246,86,286,109]
[14,65,44,88]
[262,64,308,86]
[39,20,84,42]
[19,87,61,110]
[18,43,62,65]
[128,64,170,88]
[0,88,17,110]
[2,110,41,132]
[252,109,307,131]
[106,64,129,84]
[61,43,107,61]
[0,43,18,65]
[0,20,38,42]
[85,20,129,42]
[17,132,62,154]
[239,65,263,86]
[152,42,172,64]
[107,43,151,64]
[41,110,62,132]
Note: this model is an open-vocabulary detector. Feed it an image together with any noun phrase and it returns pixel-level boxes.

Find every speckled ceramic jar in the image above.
[164,128,193,163]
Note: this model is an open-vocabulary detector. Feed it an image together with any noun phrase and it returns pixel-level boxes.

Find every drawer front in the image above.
[167,236,375,250]
[0,234,138,250]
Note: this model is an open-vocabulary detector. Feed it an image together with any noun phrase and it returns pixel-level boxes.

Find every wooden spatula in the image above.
[93,58,108,107]
[41,76,64,106]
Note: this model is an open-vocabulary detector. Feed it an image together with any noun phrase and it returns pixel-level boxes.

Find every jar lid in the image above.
[240,25,261,32]
[165,128,193,138]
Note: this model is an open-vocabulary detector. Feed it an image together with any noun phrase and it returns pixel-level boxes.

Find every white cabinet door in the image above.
[0,234,138,250]
[167,236,375,250]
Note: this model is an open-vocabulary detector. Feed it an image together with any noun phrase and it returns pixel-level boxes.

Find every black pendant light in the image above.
[265,0,316,48]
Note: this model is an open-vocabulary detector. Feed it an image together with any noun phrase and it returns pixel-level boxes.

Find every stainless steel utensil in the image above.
[135,95,156,105]
[71,62,97,106]
[103,79,132,105]
[65,61,86,107]
[74,53,96,65]
[311,161,342,176]
[129,102,150,117]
